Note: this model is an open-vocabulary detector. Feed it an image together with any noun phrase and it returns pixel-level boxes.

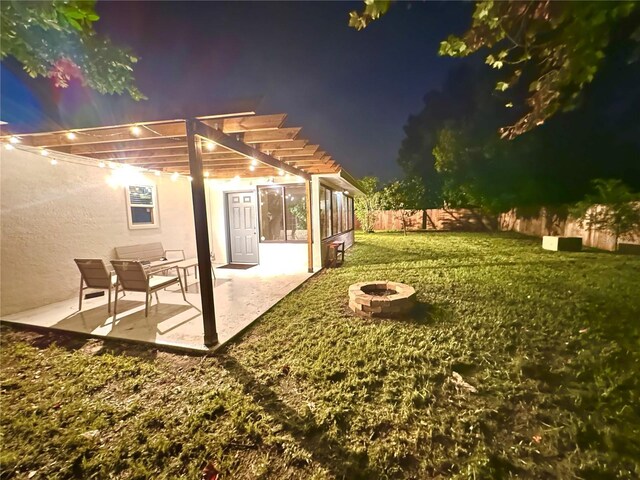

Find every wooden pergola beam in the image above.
[243,127,301,144]
[185,119,217,347]
[205,113,286,133]
[189,119,310,180]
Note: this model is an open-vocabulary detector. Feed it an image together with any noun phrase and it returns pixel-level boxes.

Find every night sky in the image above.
[0,1,472,181]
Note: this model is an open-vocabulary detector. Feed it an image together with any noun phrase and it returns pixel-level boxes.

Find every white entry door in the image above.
[227,192,259,264]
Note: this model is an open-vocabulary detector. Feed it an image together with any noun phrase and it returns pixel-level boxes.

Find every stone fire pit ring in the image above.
[348,281,416,318]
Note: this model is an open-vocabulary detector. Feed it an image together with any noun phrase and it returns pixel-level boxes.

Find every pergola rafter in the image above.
[0,112,341,178]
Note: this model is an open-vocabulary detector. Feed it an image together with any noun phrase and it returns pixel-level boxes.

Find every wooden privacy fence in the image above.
[358,207,640,252]
[356,209,496,232]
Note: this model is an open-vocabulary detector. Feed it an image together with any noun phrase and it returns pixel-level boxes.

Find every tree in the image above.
[349,1,640,138]
[1,1,144,99]
[354,176,384,233]
[381,179,423,235]
[571,179,640,251]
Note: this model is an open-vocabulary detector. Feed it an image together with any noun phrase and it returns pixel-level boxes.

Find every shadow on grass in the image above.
[220,355,380,479]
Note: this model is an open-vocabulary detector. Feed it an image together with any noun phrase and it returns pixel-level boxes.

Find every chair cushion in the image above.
[149,275,179,290]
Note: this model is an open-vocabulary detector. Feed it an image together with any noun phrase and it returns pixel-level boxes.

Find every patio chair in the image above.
[74,258,122,313]
[111,260,187,321]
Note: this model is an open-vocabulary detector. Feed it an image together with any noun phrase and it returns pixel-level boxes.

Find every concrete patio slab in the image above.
[1,265,313,352]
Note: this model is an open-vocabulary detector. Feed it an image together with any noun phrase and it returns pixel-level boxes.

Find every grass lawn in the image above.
[1,232,639,479]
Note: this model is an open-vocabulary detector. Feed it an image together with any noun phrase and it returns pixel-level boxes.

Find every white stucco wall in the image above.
[0,150,361,315]
[0,149,196,315]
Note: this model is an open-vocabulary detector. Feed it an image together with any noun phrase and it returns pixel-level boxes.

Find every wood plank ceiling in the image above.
[0,113,341,179]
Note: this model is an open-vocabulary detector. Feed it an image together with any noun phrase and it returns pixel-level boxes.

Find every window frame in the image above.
[125,184,159,230]
[257,184,308,244]
[320,183,355,240]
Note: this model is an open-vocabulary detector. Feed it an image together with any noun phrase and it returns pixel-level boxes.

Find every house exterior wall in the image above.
[205,177,313,271]
[0,149,196,315]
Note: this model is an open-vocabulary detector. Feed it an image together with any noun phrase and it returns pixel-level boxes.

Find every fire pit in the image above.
[348,281,416,318]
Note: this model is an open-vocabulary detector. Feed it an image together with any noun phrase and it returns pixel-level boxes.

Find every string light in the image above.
[66,132,77,140]
[171,172,179,182]
[278,169,285,176]
[249,165,256,172]
[4,143,14,151]
[206,142,216,151]
[8,136,19,144]
[250,158,258,167]
[130,125,142,136]
[98,161,106,168]
[50,159,58,165]
[40,149,49,156]
[188,176,193,182]
[233,175,240,182]
[204,171,210,178]
[154,170,161,177]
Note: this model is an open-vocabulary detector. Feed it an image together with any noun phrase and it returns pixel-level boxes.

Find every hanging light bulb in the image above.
[130,125,142,136]
[171,172,179,181]
[66,132,77,140]
[8,136,19,144]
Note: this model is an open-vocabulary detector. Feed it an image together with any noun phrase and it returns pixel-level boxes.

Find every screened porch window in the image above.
[320,185,354,239]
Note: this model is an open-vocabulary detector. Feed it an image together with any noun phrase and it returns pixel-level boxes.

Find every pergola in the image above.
[1,112,344,347]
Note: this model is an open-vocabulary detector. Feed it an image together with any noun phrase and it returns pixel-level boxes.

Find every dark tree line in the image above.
[396,26,640,214]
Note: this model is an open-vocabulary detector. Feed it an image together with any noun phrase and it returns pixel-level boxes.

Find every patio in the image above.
[1,111,360,348]
[1,265,313,352]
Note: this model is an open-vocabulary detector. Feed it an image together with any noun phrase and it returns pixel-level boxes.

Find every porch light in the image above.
[130,125,142,136]
[4,143,14,150]
[65,132,77,140]
[206,142,216,151]
[98,161,106,168]
[249,165,256,172]
[344,190,349,194]
[50,159,58,165]
[8,136,19,144]
[40,149,49,156]
[171,172,179,181]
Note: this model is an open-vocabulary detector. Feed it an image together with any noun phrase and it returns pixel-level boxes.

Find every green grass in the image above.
[2,232,639,479]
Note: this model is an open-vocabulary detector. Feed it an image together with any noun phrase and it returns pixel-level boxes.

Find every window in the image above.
[320,185,355,239]
[331,190,340,235]
[126,184,158,229]
[258,185,308,242]
[285,185,308,241]
[259,187,285,241]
